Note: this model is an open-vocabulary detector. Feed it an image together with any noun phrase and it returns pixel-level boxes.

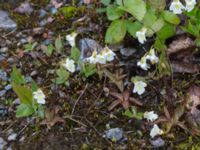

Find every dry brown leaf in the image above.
[185,85,200,113]
[41,106,65,129]
[167,35,195,55]
[171,61,200,73]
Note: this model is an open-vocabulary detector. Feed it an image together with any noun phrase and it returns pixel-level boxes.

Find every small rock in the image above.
[0,106,8,117]
[120,47,137,57]
[0,55,5,62]
[0,137,7,149]
[150,137,165,148]
[0,10,17,30]
[0,70,8,81]
[39,9,47,18]
[4,84,12,91]
[14,2,33,15]
[42,39,52,45]
[39,19,47,26]
[0,90,6,97]
[8,133,17,141]
[50,7,57,14]
[78,38,102,60]
[0,47,8,53]
[104,128,123,142]
[7,58,14,64]
[30,70,38,77]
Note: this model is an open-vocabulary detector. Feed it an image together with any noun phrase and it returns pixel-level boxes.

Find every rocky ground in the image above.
[1,0,200,150]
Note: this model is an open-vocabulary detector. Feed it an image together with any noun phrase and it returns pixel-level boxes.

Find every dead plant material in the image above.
[41,106,65,129]
[108,89,142,111]
[167,36,195,55]
[171,61,200,73]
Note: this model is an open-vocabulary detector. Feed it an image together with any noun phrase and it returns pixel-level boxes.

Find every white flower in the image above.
[150,124,163,138]
[33,89,46,104]
[86,50,98,64]
[137,56,150,71]
[143,111,158,122]
[146,48,159,64]
[136,28,147,44]
[185,0,196,12]
[96,53,107,64]
[62,58,75,73]
[169,0,185,14]
[66,32,77,47]
[102,47,116,62]
[133,80,147,95]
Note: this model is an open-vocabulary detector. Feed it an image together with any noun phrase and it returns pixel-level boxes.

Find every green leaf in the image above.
[116,0,123,5]
[157,23,176,40]
[55,68,70,84]
[147,0,166,11]
[55,36,63,53]
[24,42,37,52]
[101,0,111,5]
[161,11,180,25]
[126,21,142,38]
[16,104,35,117]
[80,63,96,78]
[106,5,124,21]
[45,44,54,56]
[121,0,146,21]
[146,18,164,37]
[105,20,127,44]
[71,47,81,61]
[11,66,26,84]
[11,83,33,105]
[142,10,157,27]
[31,80,38,92]
[59,6,77,19]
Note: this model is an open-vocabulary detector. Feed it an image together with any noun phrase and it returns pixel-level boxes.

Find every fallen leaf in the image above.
[171,61,200,73]
[41,106,65,129]
[167,35,195,55]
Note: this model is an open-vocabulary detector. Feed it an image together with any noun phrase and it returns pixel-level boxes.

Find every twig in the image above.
[65,115,87,127]
[71,83,88,116]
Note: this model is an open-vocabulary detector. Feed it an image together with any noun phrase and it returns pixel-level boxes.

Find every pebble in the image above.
[120,47,137,57]
[14,2,33,15]
[0,10,17,30]
[8,133,17,141]
[7,58,14,64]
[0,90,6,97]
[50,7,58,15]
[78,38,102,60]
[104,128,123,142]
[4,84,12,91]
[0,137,7,150]
[0,47,8,53]
[0,70,8,81]
[39,9,47,18]
[150,137,165,148]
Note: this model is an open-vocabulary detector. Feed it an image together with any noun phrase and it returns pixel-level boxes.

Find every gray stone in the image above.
[0,10,17,30]
[104,128,123,142]
[0,47,8,53]
[14,2,33,15]
[0,90,6,97]
[78,38,102,60]
[39,9,47,18]
[150,137,165,148]
[0,137,7,150]
[120,47,136,57]
[5,84,12,91]
[0,70,8,81]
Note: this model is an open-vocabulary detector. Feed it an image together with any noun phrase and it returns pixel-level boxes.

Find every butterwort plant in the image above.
[11,67,45,118]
